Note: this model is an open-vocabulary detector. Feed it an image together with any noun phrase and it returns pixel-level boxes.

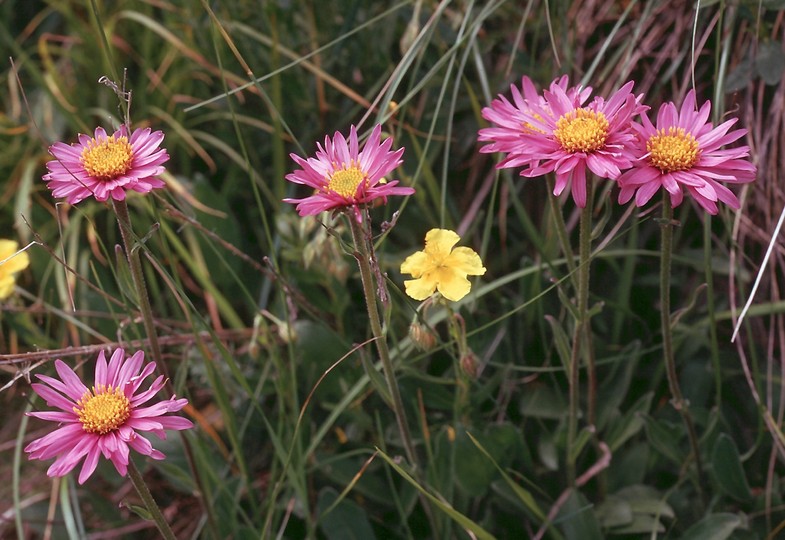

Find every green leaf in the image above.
[641,415,684,464]
[755,42,785,85]
[611,513,665,534]
[455,425,519,496]
[317,488,376,540]
[615,485,674,520]
[359,353,392,405]
[608,444,649,492]
[596,342,642,431]
[598,485,673,534]
[594,497,633,528]
[711,434,753,502]
[545,315,573,374]
[557,490,603,540]
[376,448,497,540]
[465,432,551,528]
[605,392,652,451]
[679,513,743,540]
[519,382,567,420]
[127,504,153,521]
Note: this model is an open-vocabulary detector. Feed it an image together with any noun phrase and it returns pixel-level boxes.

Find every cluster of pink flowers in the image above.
[478,76,756,214]
[27,76,756,489]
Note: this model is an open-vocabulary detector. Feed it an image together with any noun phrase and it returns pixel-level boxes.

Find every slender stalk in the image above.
[348,212,440,536]
[127,460,177,540]
[112,198,220,538]
[566,179,594,487]
[113,199,168,380]
[546,176,577,287]
[347,214,418,467]
[659,194,705,500]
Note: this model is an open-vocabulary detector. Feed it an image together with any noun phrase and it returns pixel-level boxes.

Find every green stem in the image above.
[348,214,418,468]
[348,212,441,536]
[546,176,577,287]
[113,199,168,380]
[112,199,220,539]
[566,179,594,487]
[127,460,177,540]
[659,194,705,501]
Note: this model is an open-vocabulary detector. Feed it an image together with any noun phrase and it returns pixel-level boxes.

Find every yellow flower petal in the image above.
[0,275,14,300]
[400,250,431,278]
[400,229,485,302]
[0,240,30,270]
[404,275,438,300]
[0,240,29,299]
[443,247,486,277]
[423,229,460,259]
[434,268,472,301]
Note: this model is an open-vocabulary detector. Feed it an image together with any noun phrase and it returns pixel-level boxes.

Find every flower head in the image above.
[480,76,646,207]
[25,349,192,484]
[43,126,169,204]
[400,229,486,302]
[478,75,591,168]
[0,240,30,300]
[616,89,756,214]
[284,124,414,221]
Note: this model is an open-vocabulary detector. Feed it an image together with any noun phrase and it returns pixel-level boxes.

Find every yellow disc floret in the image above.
[647,127,700,172]
[80,135,133,179]
[326,164,366,198]
[554,109,609,153]
[75,385,131,435]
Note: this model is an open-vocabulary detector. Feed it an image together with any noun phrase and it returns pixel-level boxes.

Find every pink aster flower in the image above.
[478,75,591,169]
[283,124,414,222]
[43,125,169,204]
[25,348,192,484]
[480,76,646,207]
[616,89,756,214]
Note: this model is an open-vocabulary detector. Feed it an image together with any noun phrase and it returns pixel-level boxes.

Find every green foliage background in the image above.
[1,0,784,538]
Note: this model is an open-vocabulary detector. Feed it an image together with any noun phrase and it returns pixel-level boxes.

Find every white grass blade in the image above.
[732,202,785,342]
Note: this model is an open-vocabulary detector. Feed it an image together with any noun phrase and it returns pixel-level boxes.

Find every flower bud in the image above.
[409,322,437,351]
[460,350,479,379]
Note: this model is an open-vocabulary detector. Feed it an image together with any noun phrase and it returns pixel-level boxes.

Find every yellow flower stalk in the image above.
[400,229,486,302]
[0,240,30,300]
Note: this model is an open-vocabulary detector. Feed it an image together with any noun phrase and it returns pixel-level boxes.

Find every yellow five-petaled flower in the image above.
[400,229,486,302]
[0,240,30,300]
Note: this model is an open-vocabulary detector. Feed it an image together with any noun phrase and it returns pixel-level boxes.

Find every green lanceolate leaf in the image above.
[711,434,753,502]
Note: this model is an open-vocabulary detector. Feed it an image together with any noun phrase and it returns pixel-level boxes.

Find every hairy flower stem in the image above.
[113,199,168,380]
[347,214,441,535]
[113,199,220,539]
[348,215,418,467]
[566,180,594,487]
[659,195,705,501]
[127,460,177,540]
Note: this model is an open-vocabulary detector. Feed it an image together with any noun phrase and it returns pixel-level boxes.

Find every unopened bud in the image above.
[460,350,479,379]
[409,322,437,351]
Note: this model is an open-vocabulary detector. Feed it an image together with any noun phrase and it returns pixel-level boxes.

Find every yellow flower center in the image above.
[80,135,133,179]
[647,127,700,172]
[326,165,366,198]
[553,108,609,153]
[75,385,131,435]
